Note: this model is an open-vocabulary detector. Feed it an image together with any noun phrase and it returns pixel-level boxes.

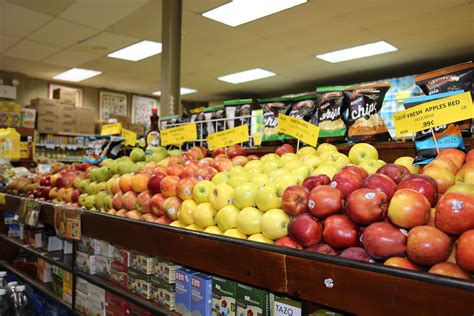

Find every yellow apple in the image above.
[209,183,234,210]
[227,174,250,188]
[185,224,204,232]
[248,234,273,244]
[312,164,338,179]
[292,166,312,184]
[300,155,323,168]
[445,183,474,197]
[223,229,247,239]
[204,226,223,235]
[216,205,240,231]
[394,156,420,174]
[237,207,263,235]
[285,159,305,170]
[316,143,338,155]
[275,174,298,195]
[324,152,351,170]
[212,172,230,185]
[298,146,317,156]
[260,153,280,162]
[233,183,257,209]
[250,174,271,188]
[246,168,262,177]
[260,208,290,240]
[262,160,282,174]
[244,160,263,171]
[177,200,197,226]
[359,158,385,175]
[169,220,186,228]
[229,166,248,177]
[349,143,378,164]
[255,183,282,212]
[455,167,474,185]
[192,202,217,228]
[192,180,215,203]
[269,169,289,181]
[377,160,387,166]
[319,151,336,161]
[281,153,298,163]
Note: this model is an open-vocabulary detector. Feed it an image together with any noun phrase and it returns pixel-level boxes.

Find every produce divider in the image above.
[1,194,473,315]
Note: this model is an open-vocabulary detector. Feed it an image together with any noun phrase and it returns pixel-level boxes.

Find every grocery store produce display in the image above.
[3,141,474,282]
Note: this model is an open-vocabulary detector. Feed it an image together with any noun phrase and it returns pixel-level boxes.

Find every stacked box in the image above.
[76,251,96,275]
[96,255,113,279]
[105,291,127,315]
[42,235,63,252]
[51,266,64,297]
[157,259,181,284]
[63,271,73,304]
[112,244,131,267]
[24,229,43,248]
[99,240,114,258]
[76,107,96,134]
[273,296,302,316]
[88,282,106,316]
[110,261,128,288]
[175,268,198,316]
[76,277,89,294]
[30,99,60,133]
[212,276,237,316]
[128,123,145,135]
[37,258,52,283]
[191,273,212,316]
[21,108,36,128]
[78,236,101,255]
[59,104,75,133]
[236,283,272,316]
[130,250,158,275]
[63,240,73,255]
[75,289,89,315]
[151,275,175,310]
[128,268,152,300]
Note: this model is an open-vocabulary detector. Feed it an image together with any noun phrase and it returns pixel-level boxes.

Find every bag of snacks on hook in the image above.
[258,97,293,142]
[315,86,349,142]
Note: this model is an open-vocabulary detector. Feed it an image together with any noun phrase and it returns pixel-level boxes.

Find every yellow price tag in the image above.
[101,123,122,135]
[0,193,5,205]
[277,114,320,147]
[393,91,474,137]
[252,133,262,146]
[121,128,137,146]
[207,125,249,151]
[161,123,197,146]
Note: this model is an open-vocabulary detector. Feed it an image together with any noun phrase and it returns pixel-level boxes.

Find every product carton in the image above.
[212,276,237,316]
[99,240,114,258]
[125,302,153,316]
[76,277,89,294]
[51,266,64,297]
[59,103,75,120]
[63,240,73,255]
[130,250,158,275]
[88,281,106,306]
[76,251,96,275]
[128,268,152,300]
[63,271,73,304]
[78,236,101,255]
[191,273,213,316]
[175,268,198,316]
[37,118,58,134]
[157,259,181,284]
[236,283,272,316]
[36,258,52,283]
[29,98,59,117]
[273,296,302,316]
[110,261,128,288]
[75,289,89,315]
[151,275,176,310]
[21,108,36,129]
[42,235,63,252]
[110,115,130,128]
[112,244,131,267]
[105,291,127,315]
[96,255,113,279]
[128,123,145,136]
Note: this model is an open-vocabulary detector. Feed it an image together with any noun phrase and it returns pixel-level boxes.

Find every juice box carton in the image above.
[96,255,113,279]
[236,283,272,316]
[130,250,158,275]
[36,258,52,283]
[112,244,131,267]
[151,275,176,310]
[110,261,128,288]
[157,259,181,284]
[76,251,96,275]
[191,273,213,316]
[212,276,237,316]
[62,271,73,304]
[175,268,198,316]
[127,268,152,300]
[78,236,101,255]
[273,296,302,316]
[105,291,127,315]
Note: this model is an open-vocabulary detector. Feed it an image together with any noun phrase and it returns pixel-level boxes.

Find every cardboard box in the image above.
[52,88,76,106]
[236,283,272,316]
[191,273,212,316]
[37,118,58,134]
[105,291,127,315]
[112,244,131,267]
[273,296,302,316]
[88,281,106,305]
[110,115,130,128]
[76,277,89,294]
[96,255,113,279]
[60,121,76,133]
[110,261,128,288]
[130,250,157,275]
[128,123,145,136]
[76,107,96,135]
[175,268,198,316]
[127,268,152,300]
[21,108,36,128]
[157,259,181,284]
[37,258,52,283]
[63,271,73,304]
[76,251,96,275]
[212,276,237,316]
[78,236,101,255]
[30,98,59,117]
[59,104,75,120]
[151,276,175,310]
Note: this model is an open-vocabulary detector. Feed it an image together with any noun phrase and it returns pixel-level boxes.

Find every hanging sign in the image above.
[277,114,320,147]
[161,123,197,146]
[207,125,249,150]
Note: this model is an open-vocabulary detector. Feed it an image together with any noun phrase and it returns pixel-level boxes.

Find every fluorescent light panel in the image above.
[108,40,162,61]
[152,87,197,96]
[218,68,276,84]
[316,41,398,63]
[202,0,307,27]
[53,68,101,82]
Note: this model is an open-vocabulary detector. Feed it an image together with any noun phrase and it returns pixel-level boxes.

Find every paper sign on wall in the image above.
[101,123,122,135]
[161,123,197,146]
[277,114,320,147]
[207,125,249,150]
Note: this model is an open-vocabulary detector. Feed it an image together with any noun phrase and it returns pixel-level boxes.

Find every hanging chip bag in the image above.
[258,97,293,142]
[315,86,349,141]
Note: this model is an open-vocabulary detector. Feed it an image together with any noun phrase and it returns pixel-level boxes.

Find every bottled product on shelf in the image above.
[11,285,33,316]
[145,107,160,153]
[0,272,6,288]
[0,289,8,316]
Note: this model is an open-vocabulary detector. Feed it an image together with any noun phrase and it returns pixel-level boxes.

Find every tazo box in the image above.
[130,250,158,275]
[76,251,96,275]
[151,275,176,310]
[112,244,131,267]
[96,255,113,279]
[110,261,128,288]
[191,273,213,316]
[175,268,198,316]
[128,268,152,300]
[236,283,272,316]
[273,296,302,316]
[78,236,101,255]
[157,259,181,284]
[212,276,237,316]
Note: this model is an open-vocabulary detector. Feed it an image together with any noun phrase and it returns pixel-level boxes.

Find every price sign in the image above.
[207,125,249,150]
[101,123,122,136]
[393,91,474,137]
[54,205,83,240]
[121,128,137,146]
[277,114,320,147]
[161,123,197,146]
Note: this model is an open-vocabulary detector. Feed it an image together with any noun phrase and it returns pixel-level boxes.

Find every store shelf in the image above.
[36,144,88,149]
[0,260,72,311]
[38,131,93,137]
[0,234,73,272]
[75,271,175,316]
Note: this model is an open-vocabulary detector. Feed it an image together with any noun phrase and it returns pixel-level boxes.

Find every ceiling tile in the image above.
[5,0,75,16]
[27,18,99,48]
[0,34,20,52]
[60,0,149,30]
[2,39,62,61]
[0,1,53,37]
[42,48,99,67]
[76,32,138,56]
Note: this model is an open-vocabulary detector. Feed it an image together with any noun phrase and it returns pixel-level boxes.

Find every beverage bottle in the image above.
[0,272,7,289]
[145,108,161,154]
[12,285,32,316]
[5,282,16,315]
[0,289,9,316]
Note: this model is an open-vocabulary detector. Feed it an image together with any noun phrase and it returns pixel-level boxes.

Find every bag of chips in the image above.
[344,83,392,143]
[315,86,349,142]
[224,99,254,146]
[258,97,293,142]
[288,93,319,122]
[415,61,473,137]
[203,104,225,140]
[83,136,124,165]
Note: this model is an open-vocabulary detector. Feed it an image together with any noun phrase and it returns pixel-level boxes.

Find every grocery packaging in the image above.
[110,261,128,288]
[151,275,176,310]
[130,250,158,275]
[258,97,293,142]
[315,86,349,141]
[191,273,213,316]
[36,258,52,283]
[127,268,152,299]
[105,291,127,315]
[78,236,101,255]
[212,276,237,316]
[75,251,96,275]
[273,295,302,316]
[157,259,181,284]
[175,268,198,316]
[203,105,226,139]
[112,244,131,267]
[95,255,113,279]
[236,283,272,316]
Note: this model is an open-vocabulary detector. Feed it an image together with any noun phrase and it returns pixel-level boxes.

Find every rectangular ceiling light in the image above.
[152,87,197,96]
[316,41,398,63]
[108,40,162,61]
[53,68,101,82]
[202,0,307,27]
[218,68,276,84]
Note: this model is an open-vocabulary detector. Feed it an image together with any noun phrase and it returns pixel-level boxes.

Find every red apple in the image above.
[302,175,331,191]
[166,164,184,177]
[274,236,303,249]
[428,262,471,280]
[397,174,438,207]
[305,243,337,256]
[247,155,259,161]
[116,209,127,217]
[168,155,185,166]
[288,213,323,247]
[275,144,296,156]
[163,196,182,220]
[339,247,374,263]
[377,163,411,184]
[181,164,199,178]
[438,148,466,170]
[121,191,138,211]
[71,189,80,203]
[466,149,474,162]
[388,189,431,229]
[231,156,248,167]
[189,147,206,160]
[455,229,474,272]
[384,257,420,271]
[323,214,359,250]
[424,156,458,174]
[407,226,451,266]
[211,148,226,158]
[112,192,123,210]
[136,190,152,213]
[346,188,388,225]
[176,177,198,200]
[192,167,218,181]
[125,210,142,220]
[150,193,166,217]
[341,165,369,180]
[363,173,397,201]
[362,222,407,260]
[331,169,364,199]
[227,144,246,158]
[155,215,172,225]
[160,176,180,198]
[212,158,233,172]
[422,166,455,194]
[147,172,166,194]
[281,185,310,216]
[39,176,51,186]
[197,158,214,168]
[119,174,133,192]
[307,185,344,219]
[435,192,474,234]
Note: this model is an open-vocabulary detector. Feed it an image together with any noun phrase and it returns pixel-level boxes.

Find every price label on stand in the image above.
[101,123,122,136]
[207,125,249,150]
[392,91,474,137]
[161,123,197,146]
[121,128,137,146]
[277,114,320,147]
[54,205,83,241]
[24,200,42,227]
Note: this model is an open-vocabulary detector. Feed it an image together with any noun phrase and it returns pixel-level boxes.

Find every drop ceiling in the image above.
[0,0,473,103]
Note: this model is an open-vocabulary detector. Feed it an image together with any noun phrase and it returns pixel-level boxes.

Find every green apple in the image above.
[97,182,107,193]
[109,161,119,175]
[146,146,169,156]
[248,233,273,244]
[281,153,298,163]
[229,166,247,177]
[359,158,385,175]
[212,172,230,185]
[84,195,96,209]
[348,143,378,164]
[244,160,263,171]
[316,143,338,155]
[262,160,281,174]
[312,164,338,179]
[100,158,114,167]
[95,191,108,210]
[246,168,262,177]
[192,202,217,229]
[237,207,263,235]
[255,183,282,212]
[260,208,290,240]
[89,167,99,182]
[216,205,240,231]
[98,167,112,182]
[204,226,223,235]
[117,161,134,175]
[250,174,271,188]
[300,154,323,168]
[260,153,280,162]
[168,149,183,156]
[86,182,98,195]
[292,165,311,184]
[227,174,249,188]
[178,200,197,225]
[223,229,247,239]
[150,152,168,162]
[78,193,88,207]
[209,183,234,211]
[233,183,257,209]
[269,169,288,181]
[104,194,113,210]
[79,179,91,194]
[157,157,169,167]
[192,180,215,204]
[130,148,146,162]
[275,174,298,196]
[324,152,350,170]
[298,146,317,156]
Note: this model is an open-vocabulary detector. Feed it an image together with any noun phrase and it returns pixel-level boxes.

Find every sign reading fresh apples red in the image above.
[207,124,249,150]
[161,123,197,146]
[277,114,320,147]
[100,123,122,136]
[392,91,474,137]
